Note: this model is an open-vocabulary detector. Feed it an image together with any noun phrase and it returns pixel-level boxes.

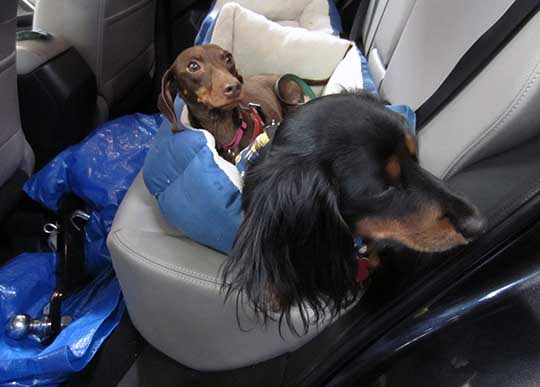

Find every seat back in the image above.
[362,0,540,180]
[357,0,540,230]
[0,0,34,219]
[33,0,156,123]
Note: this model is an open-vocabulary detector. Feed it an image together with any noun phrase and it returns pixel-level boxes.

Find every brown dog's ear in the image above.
[277,79,305,105]
[158,67,181,132]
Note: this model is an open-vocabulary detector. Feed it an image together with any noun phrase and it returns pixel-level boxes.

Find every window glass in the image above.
[17,0,34,17]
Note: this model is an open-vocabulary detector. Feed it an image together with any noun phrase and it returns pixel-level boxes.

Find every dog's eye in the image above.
[187,61,200,72]
[224,54,233,64]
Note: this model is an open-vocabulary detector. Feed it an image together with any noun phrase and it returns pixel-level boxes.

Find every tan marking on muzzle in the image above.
[195,87,211,104]
[356,207,467,252]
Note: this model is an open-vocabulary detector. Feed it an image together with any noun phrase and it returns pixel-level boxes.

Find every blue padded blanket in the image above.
[144,101,416,255]
[144,2,379,254]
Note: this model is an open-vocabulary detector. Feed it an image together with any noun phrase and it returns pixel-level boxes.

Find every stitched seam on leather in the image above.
[123,251,222,290]
[115,231,222,283]
[385,0,417,65]
[0,16,16,26]
[0,51,15,73]
[0,130,22,155]
[0,131,23,183]
[443,57,540,179]
[112,232,222,289]
[111,230,222,286]
[105,0,153,25]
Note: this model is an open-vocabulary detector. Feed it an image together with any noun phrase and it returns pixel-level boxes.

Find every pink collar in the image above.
[220,106,265,160]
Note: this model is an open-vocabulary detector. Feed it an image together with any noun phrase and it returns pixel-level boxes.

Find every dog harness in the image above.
[219,105,266,161]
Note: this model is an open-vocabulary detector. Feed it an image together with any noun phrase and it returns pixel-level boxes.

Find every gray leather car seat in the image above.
[0,0,34,219]
[108,0,540,371]
[364,0,530,176]
[33,0,156,124]
[108,173,334,371]
[362,0,540,224]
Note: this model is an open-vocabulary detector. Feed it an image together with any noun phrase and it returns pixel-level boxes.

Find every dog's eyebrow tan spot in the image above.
[405,133,417,156]
[386,154,401,180]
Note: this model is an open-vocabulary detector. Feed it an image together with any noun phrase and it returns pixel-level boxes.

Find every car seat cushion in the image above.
[195,0,343,46]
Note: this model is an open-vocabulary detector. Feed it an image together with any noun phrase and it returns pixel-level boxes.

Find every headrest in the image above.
[211,3,352,80]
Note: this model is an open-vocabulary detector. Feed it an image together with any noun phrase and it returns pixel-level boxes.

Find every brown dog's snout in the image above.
[223,80,241,98]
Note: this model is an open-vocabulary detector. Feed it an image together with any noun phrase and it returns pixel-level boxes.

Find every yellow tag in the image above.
[235,132,271,165]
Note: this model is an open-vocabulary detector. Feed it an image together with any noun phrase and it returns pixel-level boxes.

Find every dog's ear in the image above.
[278,79,305,106]
[222,160,359,335]
[158,67,181,132]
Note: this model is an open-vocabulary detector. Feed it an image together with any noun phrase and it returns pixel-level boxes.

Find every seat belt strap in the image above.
[349,0,371,51]
[416,0,540,129]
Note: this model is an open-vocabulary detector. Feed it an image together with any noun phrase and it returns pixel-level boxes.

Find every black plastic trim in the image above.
[0,169,28,222]
[287,184,540,386]
[18,47,97,169]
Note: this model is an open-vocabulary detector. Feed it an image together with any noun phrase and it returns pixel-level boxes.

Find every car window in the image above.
[17,0,35,30]
[17,0,34,17]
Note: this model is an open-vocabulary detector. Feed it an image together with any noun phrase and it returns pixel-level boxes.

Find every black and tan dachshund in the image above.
[222,91,486,333]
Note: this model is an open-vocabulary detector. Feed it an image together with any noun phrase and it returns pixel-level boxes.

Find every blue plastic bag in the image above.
[0,253,124,387]
[24,113,162,276]
[0,113,161,387]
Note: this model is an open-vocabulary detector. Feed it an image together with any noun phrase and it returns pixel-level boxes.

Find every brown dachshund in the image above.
[158,44,302,162]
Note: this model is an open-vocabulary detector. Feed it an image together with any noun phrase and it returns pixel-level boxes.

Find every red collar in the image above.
[356,257,370,282]
[220,106,265,160]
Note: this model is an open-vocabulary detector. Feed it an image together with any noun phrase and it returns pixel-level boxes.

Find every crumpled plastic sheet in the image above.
[24,113,162,276]
[0,113,161,386]
[0,253,124,387]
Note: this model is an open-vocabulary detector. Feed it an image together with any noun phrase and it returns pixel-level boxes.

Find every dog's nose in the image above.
[223,81,241,98]
[456,214,487,240]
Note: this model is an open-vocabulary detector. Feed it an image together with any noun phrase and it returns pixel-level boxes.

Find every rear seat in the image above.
[362,0,540,225]
[108,0,540,372]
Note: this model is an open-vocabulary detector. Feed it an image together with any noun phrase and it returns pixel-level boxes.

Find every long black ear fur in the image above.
[222,160,360,335]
